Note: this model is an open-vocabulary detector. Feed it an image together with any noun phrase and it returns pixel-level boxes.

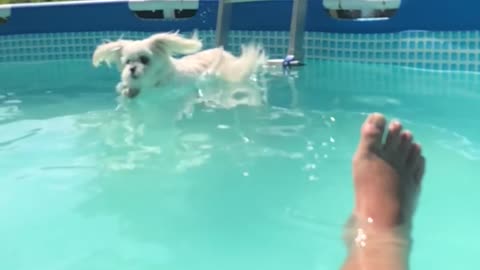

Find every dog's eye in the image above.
[125,59,131,64]
[139,56,150,65]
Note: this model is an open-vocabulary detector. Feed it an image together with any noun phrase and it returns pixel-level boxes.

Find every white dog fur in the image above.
[92,31,267,98]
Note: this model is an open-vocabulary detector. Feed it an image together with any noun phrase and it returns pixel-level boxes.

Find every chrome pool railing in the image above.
[216,0,307,67]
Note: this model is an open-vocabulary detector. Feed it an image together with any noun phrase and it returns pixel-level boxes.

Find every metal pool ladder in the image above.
[215,0,307,69]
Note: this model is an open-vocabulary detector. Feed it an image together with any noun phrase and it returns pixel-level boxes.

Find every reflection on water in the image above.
[74,70,271,172]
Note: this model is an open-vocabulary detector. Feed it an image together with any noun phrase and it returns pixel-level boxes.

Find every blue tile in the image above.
[409,41,416,49]
[399,31,410,38]
[469,41,476,49]
[425,41,433,49]
[0,30,479,72]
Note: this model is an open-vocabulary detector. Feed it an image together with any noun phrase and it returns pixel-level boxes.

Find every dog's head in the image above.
[92,31,202,98]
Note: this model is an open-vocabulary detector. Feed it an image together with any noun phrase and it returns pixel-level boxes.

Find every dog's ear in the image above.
[92,40,128,68]
[147,31,202,55]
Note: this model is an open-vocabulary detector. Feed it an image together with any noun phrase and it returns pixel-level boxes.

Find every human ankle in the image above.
[343,215,412,250]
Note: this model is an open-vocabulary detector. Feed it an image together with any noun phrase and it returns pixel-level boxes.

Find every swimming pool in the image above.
[1,0,480,269]
[1,55,479,269]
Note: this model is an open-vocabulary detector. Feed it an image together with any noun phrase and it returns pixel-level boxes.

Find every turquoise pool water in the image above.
[0,60,479,270]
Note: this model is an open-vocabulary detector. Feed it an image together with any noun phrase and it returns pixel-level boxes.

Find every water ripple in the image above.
[0,128,41,148]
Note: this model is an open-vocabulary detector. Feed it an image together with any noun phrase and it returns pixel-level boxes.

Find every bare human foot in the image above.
[342,113,426,270]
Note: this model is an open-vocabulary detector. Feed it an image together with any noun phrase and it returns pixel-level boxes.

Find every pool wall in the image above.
[1,0,480,72]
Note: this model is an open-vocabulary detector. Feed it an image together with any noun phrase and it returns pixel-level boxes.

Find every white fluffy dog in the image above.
[92,31,267,99]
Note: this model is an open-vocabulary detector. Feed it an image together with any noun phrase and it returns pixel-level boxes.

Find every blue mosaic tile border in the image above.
[305,31,480,72]
[1,30,480,72]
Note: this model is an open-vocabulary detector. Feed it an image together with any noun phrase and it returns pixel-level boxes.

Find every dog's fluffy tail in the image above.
[220,44,267,83]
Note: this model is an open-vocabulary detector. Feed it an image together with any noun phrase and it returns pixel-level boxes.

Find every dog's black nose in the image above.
[130,66,136,74]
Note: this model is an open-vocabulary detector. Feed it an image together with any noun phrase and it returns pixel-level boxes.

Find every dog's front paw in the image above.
[124,88,140,98]
[116,82,128,94]
[116,82,140,98]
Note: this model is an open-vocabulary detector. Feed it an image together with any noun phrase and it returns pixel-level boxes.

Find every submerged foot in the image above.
[341,113,426,270]
[352,113,426,229]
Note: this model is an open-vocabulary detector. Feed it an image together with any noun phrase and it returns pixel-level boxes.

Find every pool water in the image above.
[0,60,479,270]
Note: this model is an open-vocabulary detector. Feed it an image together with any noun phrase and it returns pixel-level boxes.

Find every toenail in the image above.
[389,121,401,130]
[367,121,383,129]
[368,118,385,129]
[401,131,412,141]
